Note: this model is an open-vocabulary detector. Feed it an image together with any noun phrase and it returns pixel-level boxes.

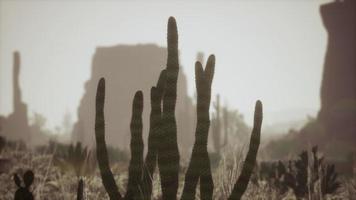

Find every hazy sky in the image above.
[0,0,332,130]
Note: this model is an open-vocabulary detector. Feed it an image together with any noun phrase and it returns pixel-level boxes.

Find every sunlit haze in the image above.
[0,0,332,130]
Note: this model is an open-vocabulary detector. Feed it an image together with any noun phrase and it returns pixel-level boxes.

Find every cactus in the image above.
[95,78,122,200]
[228,100,262,200]
[156,16,180,200]
[181,55,215,200]
[95,78,165,200]
[125,91,144,200]
[77,178,84,200]
[141,70,166,199]
[0,135,5,154]
[211,95,228,154]
[14,170,34,200]
[321,164,340,196]
[94,16,263,200]
[259,146,341,199]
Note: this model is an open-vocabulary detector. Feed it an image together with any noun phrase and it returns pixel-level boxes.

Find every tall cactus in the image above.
[95,74,167,200]
[228,100,262,200]
[94,16,263,200]
[181,55,215,200]
[157,16,180,199]
[95,78,122,200]
[125,91,144,199]
[142,70,166,199]
[211,95,228,154]
[96,78,146,200]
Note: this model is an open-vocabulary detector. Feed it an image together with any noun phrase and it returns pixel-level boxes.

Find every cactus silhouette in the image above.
[156,16,180,200]
[228,100,262,200]
[211,95,228,154]
[0,136,5,154]
[181,55,215,200]
[14,170,34,200]
[77,178,84,200]
[95,16,263,200]
[95,78,122,200]
[95,73,167,200]
[125,91,144,200]
[142,70,167,200]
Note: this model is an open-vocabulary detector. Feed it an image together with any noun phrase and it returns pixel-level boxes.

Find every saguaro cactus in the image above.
[95,75,167,200]
[211,95,228,154]
[157,16,181,200]
[95,78,122,200]
[228,100,262,200]
[125,91,144,199]
[95,16,263,200]
[181,55,216,200]
[142,70,166,199]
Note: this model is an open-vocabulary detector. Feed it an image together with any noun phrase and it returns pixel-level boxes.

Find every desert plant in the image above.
[141,69,166,199]
[294,146,340,198]
[156,16,180,200]
[181,55,216,200]
[0,135,5,154]
[211,95,227,155]
[14,170,34,200]
[95,16,263,200]
[320,162,340,196]
[54,142,96,177]
[261,146,341,199]
[77,178,84,200]
[211,95,250,159]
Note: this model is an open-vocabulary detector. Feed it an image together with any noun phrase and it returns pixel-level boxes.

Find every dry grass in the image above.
[0,145,354,200]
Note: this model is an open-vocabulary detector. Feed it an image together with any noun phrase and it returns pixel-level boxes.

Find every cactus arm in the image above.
[222,108,229,147]
[23,170,34,188]
[181,62,205,200]
[95,78,122,200]
[158,16,180,199]
[125,91,144,200]
[14,174,21,188]
[212,95,222,153]
[198,55,215,200]
[142,70,166,200]
[182,55,215,200]
[77,178,84,200]
[228,100,262,200]
[162,17,179,115]
[162,17,179,114]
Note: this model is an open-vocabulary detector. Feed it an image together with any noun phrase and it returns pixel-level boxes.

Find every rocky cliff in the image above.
[319,0,356,143]
[72,44,195,154]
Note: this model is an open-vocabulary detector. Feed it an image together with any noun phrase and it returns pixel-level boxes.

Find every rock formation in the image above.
[264,0,356,159]
[0,52,31,142]
[72,44,195,153]
[318,0,356,143]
